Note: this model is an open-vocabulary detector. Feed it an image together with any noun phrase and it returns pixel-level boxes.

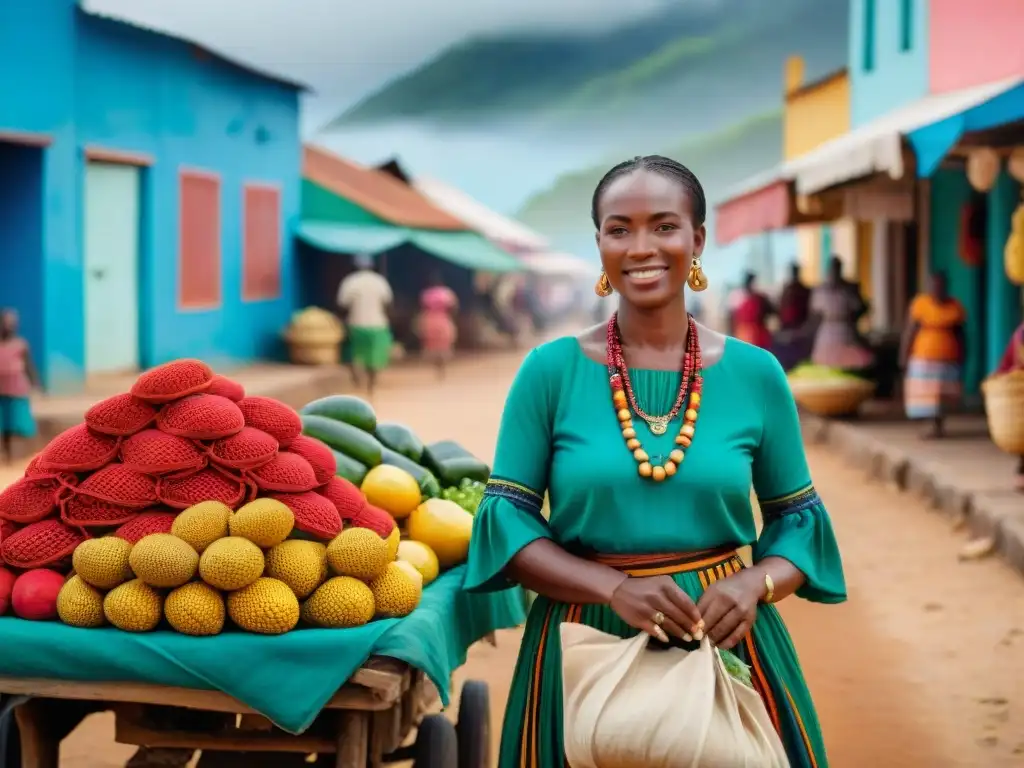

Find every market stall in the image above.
[0,360,522,767]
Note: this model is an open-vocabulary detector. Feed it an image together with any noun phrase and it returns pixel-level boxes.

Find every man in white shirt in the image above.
[336,254,393,395]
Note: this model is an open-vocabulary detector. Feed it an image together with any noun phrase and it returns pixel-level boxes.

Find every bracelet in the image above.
[762,573,775,604]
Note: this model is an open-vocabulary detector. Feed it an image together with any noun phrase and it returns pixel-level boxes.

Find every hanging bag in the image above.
[561,623,789,768]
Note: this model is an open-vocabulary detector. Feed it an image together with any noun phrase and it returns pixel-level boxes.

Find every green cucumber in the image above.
[422,440,491,487]
[380,447,441,499]
[301,414,383,468]
[332,450,368,485]
[300,395,377,432]
[374,421,424,462]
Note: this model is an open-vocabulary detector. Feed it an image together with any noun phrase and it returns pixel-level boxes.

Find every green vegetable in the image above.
[379,447,441,498]
[422,440,491,487]
[441,479,485,514]
[788,364,868,382]
[331,450,368,485]
[301,414,383,468]
[374,422,425,462]
[300,395,377,432]
[719,649,753,688]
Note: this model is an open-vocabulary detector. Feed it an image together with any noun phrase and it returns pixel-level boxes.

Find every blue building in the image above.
[848,0,930,126]
[0,1,305,393]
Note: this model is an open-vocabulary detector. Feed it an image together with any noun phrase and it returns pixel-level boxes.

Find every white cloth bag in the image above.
[560,623,789,768]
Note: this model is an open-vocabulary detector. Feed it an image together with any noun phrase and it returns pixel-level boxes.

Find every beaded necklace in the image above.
[606,313,703,481]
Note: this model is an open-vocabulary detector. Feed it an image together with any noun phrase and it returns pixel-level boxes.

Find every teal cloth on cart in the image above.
[0,566,525,735]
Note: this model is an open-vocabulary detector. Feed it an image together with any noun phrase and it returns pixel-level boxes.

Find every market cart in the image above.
[0,655,489,768]
[0,565,522,768]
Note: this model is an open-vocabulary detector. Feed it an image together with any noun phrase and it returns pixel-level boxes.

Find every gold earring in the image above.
[687,259,709,292]
[594,271,613,297]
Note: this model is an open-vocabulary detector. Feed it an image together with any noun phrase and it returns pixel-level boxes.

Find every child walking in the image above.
[0,309,38,464]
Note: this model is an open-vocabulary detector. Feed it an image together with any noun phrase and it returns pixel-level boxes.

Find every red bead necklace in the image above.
[606,313,703,481]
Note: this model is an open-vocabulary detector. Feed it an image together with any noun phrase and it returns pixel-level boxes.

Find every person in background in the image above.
[773,262,815,371]
[336,254,393,397]
[992,320,1024,489]
[809,256,874,372]
[731,271,775,349]
[900,271,966,439]
[417,271,459,380]
[779,262,811,331]
[0,308,38,464]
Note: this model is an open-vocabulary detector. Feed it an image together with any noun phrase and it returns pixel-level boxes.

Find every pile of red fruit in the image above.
[0,359,395,621]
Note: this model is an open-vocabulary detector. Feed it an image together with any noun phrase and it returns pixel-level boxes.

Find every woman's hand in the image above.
[696,570,764,650]
[610,576,702,643]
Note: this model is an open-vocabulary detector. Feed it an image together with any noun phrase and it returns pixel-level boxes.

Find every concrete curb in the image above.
[800,413,1024,578]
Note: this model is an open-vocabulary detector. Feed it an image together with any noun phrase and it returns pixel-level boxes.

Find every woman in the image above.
[466,155,845,767]
[731,271,775,348]
[773,262,816,371]
[992,321,1024,490]
[0,308,38,464]
[417,272,459,380]
[809,256,874,371]
[900,272,966,439]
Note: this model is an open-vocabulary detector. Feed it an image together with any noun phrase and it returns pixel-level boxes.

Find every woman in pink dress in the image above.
[732,272,775,349]
[0,308,38,464]
[417,274,459,380]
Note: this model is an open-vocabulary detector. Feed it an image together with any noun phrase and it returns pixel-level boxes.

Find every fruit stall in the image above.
[0,361,523,768]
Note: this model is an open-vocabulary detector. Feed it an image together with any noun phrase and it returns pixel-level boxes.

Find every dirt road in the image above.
[22,350,1024,766]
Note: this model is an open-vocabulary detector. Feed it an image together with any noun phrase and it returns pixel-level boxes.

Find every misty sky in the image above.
[84,0,675,126]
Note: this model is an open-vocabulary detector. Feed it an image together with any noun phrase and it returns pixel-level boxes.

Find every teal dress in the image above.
[465,335,846,768]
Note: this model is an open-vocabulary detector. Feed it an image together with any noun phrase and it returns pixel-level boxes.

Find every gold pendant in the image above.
[648,421,668,436]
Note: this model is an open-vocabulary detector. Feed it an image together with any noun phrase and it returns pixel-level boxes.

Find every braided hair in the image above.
[590,155,707,229]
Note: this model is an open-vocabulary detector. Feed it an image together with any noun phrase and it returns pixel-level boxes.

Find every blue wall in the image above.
[0,0,81,392]
[849,0,930,126]
[75,13,301,374]
[0,1,301,392]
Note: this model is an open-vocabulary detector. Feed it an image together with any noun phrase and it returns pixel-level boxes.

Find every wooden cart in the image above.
[0,657,491,768]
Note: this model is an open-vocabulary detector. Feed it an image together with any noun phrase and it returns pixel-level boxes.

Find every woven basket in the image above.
[790,379,876,417]
[284,330,341,366]
[981,372,1024,454]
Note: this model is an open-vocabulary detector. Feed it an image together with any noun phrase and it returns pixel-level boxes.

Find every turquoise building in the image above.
[0,1,305,393]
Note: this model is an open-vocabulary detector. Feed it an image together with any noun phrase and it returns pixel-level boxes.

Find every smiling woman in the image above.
[465,155,847,767]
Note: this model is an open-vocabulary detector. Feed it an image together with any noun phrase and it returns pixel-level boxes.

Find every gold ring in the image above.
[652,611,665,626]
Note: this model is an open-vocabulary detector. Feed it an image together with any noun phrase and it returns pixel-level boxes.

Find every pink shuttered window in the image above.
[242,184,282,301]
[178,170,222,309]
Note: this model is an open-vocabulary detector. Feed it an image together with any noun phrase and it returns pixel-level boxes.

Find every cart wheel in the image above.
[456,680,491,768]
[413,714,458,768]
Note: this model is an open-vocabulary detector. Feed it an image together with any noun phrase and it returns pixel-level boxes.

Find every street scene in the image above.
[2,0,1024,766]
[31,351,1024,767]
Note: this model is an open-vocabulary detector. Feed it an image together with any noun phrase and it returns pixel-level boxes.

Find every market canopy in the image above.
[908,77,1024,177]
[713,75,1023,245]
[298,219,525,273]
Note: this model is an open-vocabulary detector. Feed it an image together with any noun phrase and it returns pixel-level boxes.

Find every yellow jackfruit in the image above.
[227,577,299,635]
[369,562,422,618]
[264,540,328,599]
[301,576,375,628]
[326,527,389,582]
[165,582,225,637]
[171,500,232,553]
[103,579,163,632]
[229,498,295,548]
[72,537,134,590]
[128,534,199,589]
[385,526,400,561]
[199,537,265,591]
[56,575,106,628]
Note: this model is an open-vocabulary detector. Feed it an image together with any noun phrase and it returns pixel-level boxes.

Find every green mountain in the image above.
[328,0,848,134]
[516,110,784,259]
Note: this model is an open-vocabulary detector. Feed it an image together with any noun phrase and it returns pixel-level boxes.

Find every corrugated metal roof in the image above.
[78,0,310,92]
[413,176,550,252]
[302,145,468,231]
